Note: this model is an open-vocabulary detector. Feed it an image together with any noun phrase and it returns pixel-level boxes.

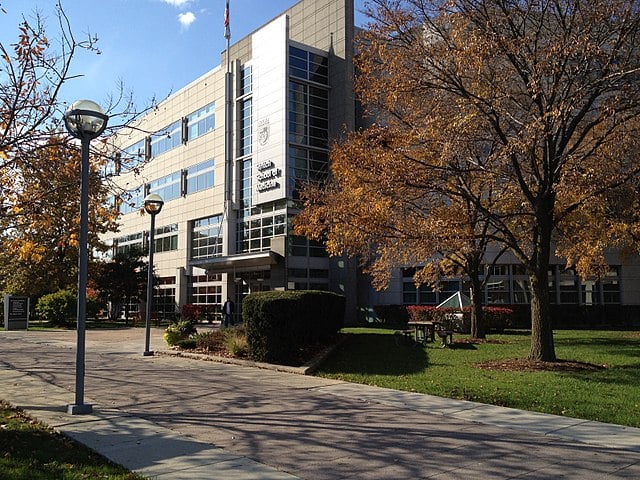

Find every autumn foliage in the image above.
[295,0,640,361]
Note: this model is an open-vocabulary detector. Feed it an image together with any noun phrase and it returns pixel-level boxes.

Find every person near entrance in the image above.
[222,297,235,328]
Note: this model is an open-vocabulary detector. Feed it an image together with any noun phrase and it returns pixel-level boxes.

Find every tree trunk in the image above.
[528,198,557,361]
[469,275,485,339]
[528,271,556,360]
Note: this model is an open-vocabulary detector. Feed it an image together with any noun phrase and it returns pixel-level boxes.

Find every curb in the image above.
[156,335,348,375]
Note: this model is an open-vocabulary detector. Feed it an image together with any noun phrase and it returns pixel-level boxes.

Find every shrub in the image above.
[163,320,198,346]
[175,338,197,349]
[243,290,345,363]
[372,305,410,327]
[484,306,515,332]
[224,327,248,357]
[406,304,514,333]
[181,304,203,323]
[195,330,226,351]
[36,290,76,327]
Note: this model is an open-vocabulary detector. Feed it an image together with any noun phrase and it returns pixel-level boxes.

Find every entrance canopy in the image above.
[190,251,283,275]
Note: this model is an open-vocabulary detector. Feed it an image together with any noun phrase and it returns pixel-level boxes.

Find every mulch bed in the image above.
[474,358,607,372]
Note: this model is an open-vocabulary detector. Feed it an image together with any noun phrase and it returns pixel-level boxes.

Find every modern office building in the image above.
[107,0,639,326]
[107,0,358,323]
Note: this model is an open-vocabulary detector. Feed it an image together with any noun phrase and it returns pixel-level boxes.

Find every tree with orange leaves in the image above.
[0,136,119,296]
[296,0,640,361]
[0,4,148,297]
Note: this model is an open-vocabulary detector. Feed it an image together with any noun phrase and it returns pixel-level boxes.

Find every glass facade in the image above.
[154,276,177,318]
[289,46,329,84]
[191,215,223,260]
[287,46,329,199]
[237,201,287,253]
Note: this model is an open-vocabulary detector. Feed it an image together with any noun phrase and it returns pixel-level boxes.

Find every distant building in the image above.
[106,0,639,326]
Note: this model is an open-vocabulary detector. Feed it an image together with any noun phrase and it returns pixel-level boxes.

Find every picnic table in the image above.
[405,320,454,347]
[406,320,436,344]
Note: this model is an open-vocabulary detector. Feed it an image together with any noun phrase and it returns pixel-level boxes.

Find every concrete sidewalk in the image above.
[1,328,639,479]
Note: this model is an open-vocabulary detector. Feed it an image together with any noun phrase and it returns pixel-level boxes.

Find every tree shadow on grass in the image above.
[318,333,428,375]
[448,342,477,350]
[566,363,640,387]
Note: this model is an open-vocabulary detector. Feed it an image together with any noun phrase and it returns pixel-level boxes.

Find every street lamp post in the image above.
[143,193,164,356]
[64,100,108,415]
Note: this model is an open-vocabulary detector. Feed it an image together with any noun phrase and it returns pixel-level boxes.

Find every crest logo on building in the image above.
[258,118,270,146]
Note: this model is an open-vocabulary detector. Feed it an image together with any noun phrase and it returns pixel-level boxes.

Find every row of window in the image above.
[119,160,215,214]
[401,265,622,305]
[113,225,179,256]
[119,103,216,167]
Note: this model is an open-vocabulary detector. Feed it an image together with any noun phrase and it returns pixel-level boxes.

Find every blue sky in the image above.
[0,0,368,118]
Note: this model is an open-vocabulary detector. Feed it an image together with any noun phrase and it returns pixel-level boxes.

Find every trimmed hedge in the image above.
[406,305,515,333]
[243,290,345,363]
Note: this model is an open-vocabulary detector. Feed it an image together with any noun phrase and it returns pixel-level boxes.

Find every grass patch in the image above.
[0,401,144,480]
[316,328,640,427]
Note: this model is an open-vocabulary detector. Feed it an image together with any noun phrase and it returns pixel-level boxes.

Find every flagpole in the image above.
[223,0,233,258]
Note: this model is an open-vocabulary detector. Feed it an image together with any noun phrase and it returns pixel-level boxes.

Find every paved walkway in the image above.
[0,328,638,479]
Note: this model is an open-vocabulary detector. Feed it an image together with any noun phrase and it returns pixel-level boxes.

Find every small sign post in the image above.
[4,295,29,330]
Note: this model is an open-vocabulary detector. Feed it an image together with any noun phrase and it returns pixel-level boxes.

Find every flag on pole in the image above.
[224,0,230,39]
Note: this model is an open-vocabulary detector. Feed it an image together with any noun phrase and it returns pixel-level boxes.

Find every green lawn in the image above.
[0,401,145,480]
[316,328,640,427]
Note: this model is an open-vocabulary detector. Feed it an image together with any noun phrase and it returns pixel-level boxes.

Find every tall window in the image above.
[240,98,252,156]
[288,47,329,200]
[187,103,215,141]
[186,160,215,194]
[239,159,252,217]
[241,64,252,95]
[191,215,223,259]
[238,64,253,157]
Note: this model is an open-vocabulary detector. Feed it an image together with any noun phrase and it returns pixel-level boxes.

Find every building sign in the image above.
[252,16,287,205]
[4,295,29,330]
[255,159,281,192]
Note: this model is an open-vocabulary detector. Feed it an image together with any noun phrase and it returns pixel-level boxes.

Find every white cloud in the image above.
[178,11,196,28]
[162,0,191,6]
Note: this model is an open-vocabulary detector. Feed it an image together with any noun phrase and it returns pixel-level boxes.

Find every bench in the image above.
[436,328,453,347]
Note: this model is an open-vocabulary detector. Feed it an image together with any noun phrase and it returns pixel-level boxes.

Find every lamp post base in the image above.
[67,403,93,415]
[143,351,154,357]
